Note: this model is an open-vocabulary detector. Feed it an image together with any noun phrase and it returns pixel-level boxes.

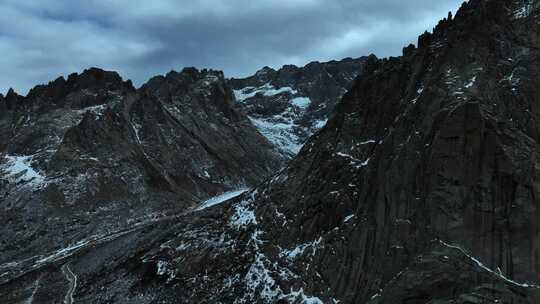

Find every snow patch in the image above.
[235,84,326,157]
[291,97,311,109]
[250,116,303,156]
[34,239,91,265]
[514,1,536,19]
[280,289,324,304]
[279,237,323,260]
[233,83,298,102]
[411,86,424,104]
[234,198,302,303]
[344,214,355,222]
[1,155,46,186]
[244,253,282,301]
[263,85,297,96]
[501,70,521,93]
[76,104,107,119]
[358,140,377,145]
[202,74,220,86]
[230,199,258,228]
[156,260,176,282]
[312,119,328,129]
[131,122,143,144]
[439,240,540,288]
[196,188,249,211]
[465,76,477,88]
[336,152,370,168]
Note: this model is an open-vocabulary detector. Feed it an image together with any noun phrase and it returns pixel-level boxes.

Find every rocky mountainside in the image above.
[229,57,366,157]
[3,0,540,303]
[0,67,281,278]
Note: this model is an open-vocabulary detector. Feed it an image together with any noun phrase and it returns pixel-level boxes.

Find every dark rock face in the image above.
[229,57,366,157]
[0,67,281,287]
[89,0,540,303]
[228,0,540,301]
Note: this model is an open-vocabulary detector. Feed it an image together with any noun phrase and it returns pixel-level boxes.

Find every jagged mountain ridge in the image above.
[229,57,366,157]
[0,57,367,303]
[0,67,282,268]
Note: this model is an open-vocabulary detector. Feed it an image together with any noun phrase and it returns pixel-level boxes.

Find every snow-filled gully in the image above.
[439,240,540,289]
[196,188,249,211]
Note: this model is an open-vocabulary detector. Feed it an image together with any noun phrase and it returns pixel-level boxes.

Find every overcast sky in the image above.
[0,0,465,95]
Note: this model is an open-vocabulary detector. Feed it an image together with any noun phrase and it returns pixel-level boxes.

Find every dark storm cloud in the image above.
[0,0,465,94]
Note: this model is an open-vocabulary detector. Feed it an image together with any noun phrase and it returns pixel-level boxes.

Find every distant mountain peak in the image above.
[255,66,276,75]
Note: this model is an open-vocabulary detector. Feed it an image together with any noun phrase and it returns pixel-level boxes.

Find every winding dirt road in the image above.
[61,264,77,304]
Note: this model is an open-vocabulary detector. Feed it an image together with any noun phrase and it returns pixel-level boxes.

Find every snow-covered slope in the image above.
[233,83,309,155]
[229,57,366,157]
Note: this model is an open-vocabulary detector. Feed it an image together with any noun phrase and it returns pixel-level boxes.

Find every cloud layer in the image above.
[0,0,465,95]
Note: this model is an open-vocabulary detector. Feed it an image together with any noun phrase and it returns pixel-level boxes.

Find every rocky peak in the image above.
[140,67,242,124]
[170,67,225,82]
[66,67,131,90]
[4,88,22,110]
[5,68,134,115]
[255,66,276,77]
[27,68,131,99]
[142,68,226,96]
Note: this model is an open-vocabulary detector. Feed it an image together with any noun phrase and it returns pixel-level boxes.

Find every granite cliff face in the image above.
[229,58,366,157]
[3,0,540,303]
[124,0,540,302]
